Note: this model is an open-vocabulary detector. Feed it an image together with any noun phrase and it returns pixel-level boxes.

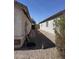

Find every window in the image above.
[46,21,48,27]
[41,24,42,27]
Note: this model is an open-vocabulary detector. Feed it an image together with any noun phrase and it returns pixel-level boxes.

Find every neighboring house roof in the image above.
[32,20,36,24]
[39,10,65,24]
[14,1,32,22]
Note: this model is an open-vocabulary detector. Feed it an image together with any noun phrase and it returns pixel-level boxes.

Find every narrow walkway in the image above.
[29,29,56,49]
[14,30,62,59]
[38,29,56,44]
[15,29,55,50]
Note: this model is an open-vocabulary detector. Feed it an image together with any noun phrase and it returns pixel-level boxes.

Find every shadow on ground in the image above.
[15,30,55,50]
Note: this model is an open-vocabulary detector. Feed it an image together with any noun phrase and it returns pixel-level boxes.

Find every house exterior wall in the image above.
[14,3,31,48]
[39,19,55,34]
[14,6,24,37]
[14,5,25,48]
[39,10,64,35]
[39,17,62,34]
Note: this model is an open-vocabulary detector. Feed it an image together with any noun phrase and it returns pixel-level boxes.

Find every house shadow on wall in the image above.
[15,30,55,50]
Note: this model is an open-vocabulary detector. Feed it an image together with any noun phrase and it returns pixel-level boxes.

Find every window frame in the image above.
[46,21,48,27]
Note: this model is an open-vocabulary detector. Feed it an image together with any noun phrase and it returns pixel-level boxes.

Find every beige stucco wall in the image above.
[14,4,31,48]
